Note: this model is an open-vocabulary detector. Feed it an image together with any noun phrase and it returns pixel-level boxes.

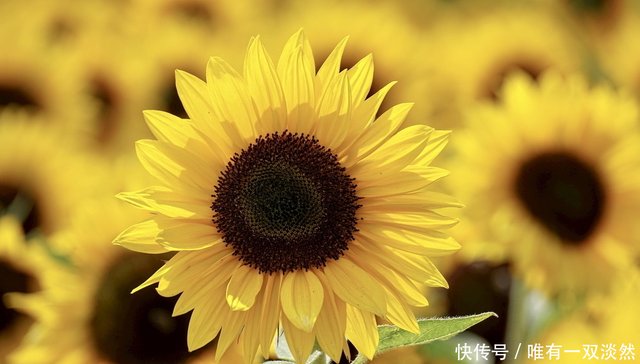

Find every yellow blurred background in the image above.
[2,0,640,363]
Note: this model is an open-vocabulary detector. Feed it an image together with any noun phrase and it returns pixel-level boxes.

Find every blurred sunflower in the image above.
[449,71,640,297]
[115,30,459,363]
[546,0,633,37]
[0,0,122,47]
[7,199,224,364]
[420,4,584,128]
[530,272,640,363]
[70,24,154,155]
[0,216,44,359]
[129,0,271,33]
[0,115,101,235]
[0,15,94,135]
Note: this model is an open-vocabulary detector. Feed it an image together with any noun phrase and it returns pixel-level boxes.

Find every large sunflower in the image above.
[449,71,640,297]
[114,30,459,363]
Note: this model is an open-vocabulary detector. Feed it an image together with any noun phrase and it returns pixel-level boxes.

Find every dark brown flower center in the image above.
[164,0,217,26]
[568,0,623,31]
[0,259,33,332]
[90,253,197,364]
[0,82,41,111]
[212,132,360,273]
[514,151,606,245]
[89,76,121,144]
[447,261,512,347]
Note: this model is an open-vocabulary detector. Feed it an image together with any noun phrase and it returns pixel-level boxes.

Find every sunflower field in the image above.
[1,0,640,363]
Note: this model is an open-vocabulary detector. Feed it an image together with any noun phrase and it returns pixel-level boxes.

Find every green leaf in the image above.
[352,312,497,364]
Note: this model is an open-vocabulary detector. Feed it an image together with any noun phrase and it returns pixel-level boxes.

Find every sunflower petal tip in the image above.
[226,294,252,311]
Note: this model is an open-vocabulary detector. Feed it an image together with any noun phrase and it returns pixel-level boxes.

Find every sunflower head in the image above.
[449,70,640,297]
[115,30,459,363]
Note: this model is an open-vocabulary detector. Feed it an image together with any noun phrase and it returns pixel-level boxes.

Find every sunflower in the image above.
[128,0,272,33]
[0,0,122,47]
[7,199,238,364]
[544,0,635,38]
[114,30,459,363]
[448,71,640,297]
[418,3,584,128]
[69,22,155,155]
[0,216,46,359]
[529,272,640,363]
[0,114,103,235]
[0,10,95,135]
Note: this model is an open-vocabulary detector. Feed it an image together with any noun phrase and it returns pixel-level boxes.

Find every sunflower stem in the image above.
[505,278,528,364]
[4,192,34,224]
[350,354,368,364]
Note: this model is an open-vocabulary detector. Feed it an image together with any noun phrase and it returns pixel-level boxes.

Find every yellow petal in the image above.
[244,36,287,133]
[361,211,459,232]
[316,36,348,99]
[411,129,451,166]
[157,245,233,297]
[135,140,214,194]
[158,221,220,251]
[343,81,397,150]
[187,288,225,351]
[277,30,316,133]
[143,110,198,147]
[226,265,264,311]
[384,287,420,334]
[241,290,264,361]
[174,70,232,151]
[323,258,386,315]
[259,275,282,358]
[346,53,374,106]
[116,186,211,219]
[282,316,316,364]
[215,310,248,362]
[313,271,347,362]
[314,70,351,150]
[281,270,324,332]
[347,248,428,307]
[172,253,240,315]
[362,191,464,213]
[131,256,174,294]
[356,166,449,198]
[350,242,438,293]
[359,222,461,257]
[278,29,315,84]
[112,219,167,254]
[206,56,257,144]
[351,125,432,180]
[345,305,379,359]
[345,103,413,166]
